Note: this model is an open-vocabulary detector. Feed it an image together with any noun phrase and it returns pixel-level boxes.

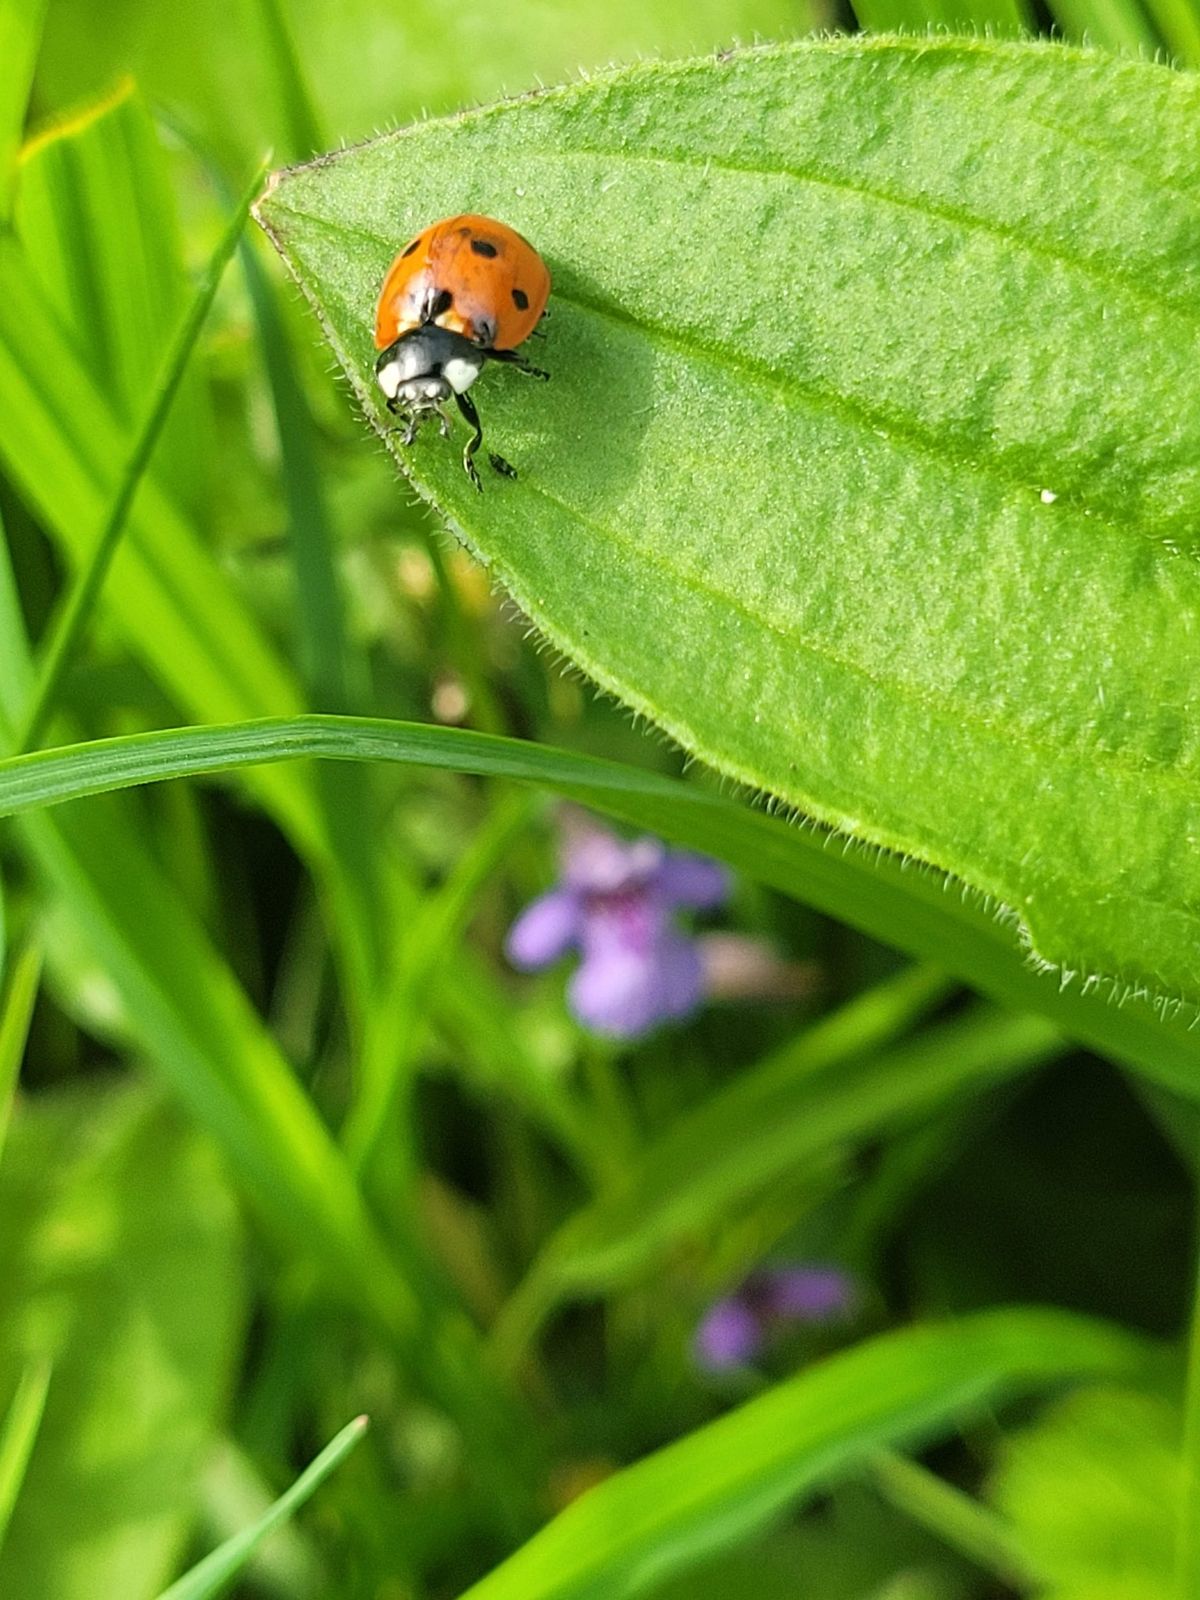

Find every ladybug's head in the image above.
[375,325,483,408]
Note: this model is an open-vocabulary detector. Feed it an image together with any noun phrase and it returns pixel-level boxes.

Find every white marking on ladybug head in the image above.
[444,355,483,394]
[377,360,402,399]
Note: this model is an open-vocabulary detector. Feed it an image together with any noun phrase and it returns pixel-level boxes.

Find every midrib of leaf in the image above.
[549,146,1199,321]
[288,205,1180,576]
[286,199,1196,537]
[522,450,1198,807]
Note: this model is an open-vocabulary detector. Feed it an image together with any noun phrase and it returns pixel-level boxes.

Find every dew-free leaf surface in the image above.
[258,38,1200,1005]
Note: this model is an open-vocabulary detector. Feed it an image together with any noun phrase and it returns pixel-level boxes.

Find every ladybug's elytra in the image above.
[373,213,551,490]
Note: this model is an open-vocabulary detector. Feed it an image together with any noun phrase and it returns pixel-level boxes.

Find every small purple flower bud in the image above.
[694,1264,856,1373]
[761,1266,855,1322]
[694,1296,763,1371]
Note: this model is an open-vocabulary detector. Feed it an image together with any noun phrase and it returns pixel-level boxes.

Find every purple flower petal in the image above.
[562,828,663,895]
[505,890,581,970]
[762,1265,855,1323]
[694,1297,762,1371]
[568,929,704,1038]
[656,852,731,911]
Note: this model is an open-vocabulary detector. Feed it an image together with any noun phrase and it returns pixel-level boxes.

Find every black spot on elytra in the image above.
[511,287,529,310]
[423,287,453,322]
[470,237,499,258]
[401,236,420,257]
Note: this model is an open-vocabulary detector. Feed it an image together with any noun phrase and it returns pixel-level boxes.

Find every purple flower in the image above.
[505,818,730,1039]
[694,1265,855,1372]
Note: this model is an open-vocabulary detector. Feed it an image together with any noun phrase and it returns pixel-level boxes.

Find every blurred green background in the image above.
[1,0,1197,1597]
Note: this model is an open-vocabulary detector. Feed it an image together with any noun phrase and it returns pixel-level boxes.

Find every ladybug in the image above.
[374,213,551,490]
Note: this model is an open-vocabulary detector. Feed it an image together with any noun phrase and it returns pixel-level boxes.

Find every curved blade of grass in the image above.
[0,944,42,1171]
[0,713,1192,1094]
[454,1308,1145,1600]
[17,156,267,751]
[491,1003,1060,1369]
[0,531,530,1524]
[0,1360,51,1559]
[257,38,1200,1008]
[155,1416,368,1600]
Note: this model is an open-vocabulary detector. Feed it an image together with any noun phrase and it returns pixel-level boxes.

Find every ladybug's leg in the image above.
[382,401,420,446]
[455,390,516,487]
[488,348,550,382]
[454,390,486,491]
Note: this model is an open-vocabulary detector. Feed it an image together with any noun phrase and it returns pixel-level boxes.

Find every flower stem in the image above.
[869,1449,1044,1590]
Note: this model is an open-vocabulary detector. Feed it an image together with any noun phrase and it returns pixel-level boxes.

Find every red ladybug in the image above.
[374,213,551,489]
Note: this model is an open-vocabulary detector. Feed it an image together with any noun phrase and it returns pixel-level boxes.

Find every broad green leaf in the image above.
[453,1307,1146,1600]
[0,714,1195,1096]
[986,1384,1177,1596]
[258,38,1200,1007]
[155,1415,367,1600]
[0,0,45,223]
[0,1082,243,1600]
[492,1002,1060,1367]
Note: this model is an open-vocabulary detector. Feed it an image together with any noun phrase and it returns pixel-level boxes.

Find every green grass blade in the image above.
[0,0,46,223]
[1047,0,1161,52]
[0,1359,51,1558]
[851,0,1033,34]
[492,1003,1059,1367]
[5,89,388,1016]
[17,83,216,518]
[1139,0,1200,58]
[0,234,320,847]
[155,1416,368,1600]
[248,0,326,162]
[0,944,42,1170]
[240,235,358,715]
[235,213,390,1005]
[0,713,1191,1094]
[344,789,537,1175]
[17,157,268,751]
[455,1308,1146,1600]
